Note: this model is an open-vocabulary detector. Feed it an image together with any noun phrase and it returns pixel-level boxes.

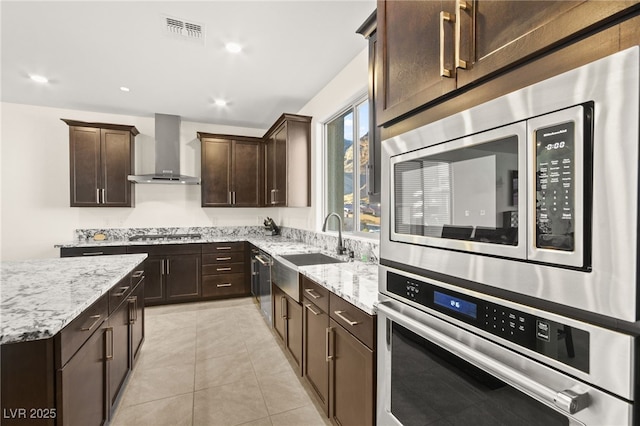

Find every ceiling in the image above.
[1,0,375,130]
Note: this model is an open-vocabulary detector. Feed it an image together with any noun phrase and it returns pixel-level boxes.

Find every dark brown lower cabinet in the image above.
[303,298,330,415]
[127,245,201,305]
[108,298,131,415]
[272,284,303,375]
[0,268,144,426]
[56,321,107,426]
[329,318,375,426]
[165,254,201,300]
[129,281,145,366]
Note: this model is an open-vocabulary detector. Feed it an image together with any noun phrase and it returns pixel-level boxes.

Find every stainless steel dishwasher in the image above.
[251,249,273,324]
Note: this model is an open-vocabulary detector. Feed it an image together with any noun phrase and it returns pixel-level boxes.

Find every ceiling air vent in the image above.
[163,15,204,43]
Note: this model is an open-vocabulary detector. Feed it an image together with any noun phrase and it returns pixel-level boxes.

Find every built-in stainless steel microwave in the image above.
[380,46,640,323]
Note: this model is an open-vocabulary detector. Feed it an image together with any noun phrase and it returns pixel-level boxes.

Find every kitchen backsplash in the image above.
[74,226,379,263]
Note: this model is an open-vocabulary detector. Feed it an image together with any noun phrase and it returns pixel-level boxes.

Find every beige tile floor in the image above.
[111,297,332,426]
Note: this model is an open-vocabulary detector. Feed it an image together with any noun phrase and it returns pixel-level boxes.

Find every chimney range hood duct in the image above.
[128,113,201,184]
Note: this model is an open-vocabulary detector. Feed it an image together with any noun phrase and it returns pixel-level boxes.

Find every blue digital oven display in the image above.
[434,291,477,319]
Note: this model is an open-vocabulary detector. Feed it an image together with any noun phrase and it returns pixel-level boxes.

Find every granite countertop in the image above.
[1,254,147,345]
[297,262,379,315]
[55,234,380,314]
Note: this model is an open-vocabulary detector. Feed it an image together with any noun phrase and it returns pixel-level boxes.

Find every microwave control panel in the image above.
[387,271,590,373]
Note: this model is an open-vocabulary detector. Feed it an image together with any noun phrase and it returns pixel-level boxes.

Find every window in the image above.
[325,97,380,235]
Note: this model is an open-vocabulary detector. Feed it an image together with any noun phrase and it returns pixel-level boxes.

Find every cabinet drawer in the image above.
[301,275,329,313]
[202,242,245,254]
[329,293,376,350]
[108,274,135,314]
[202,273,248,297]
[57,295,109,367]
[203,252,245,265]
[202,262,245,275]
[60,246,127,257]
[127,244,201,256]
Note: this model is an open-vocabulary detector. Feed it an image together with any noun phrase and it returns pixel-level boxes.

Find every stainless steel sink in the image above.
[278,252,344,267]
[273,252,344,302]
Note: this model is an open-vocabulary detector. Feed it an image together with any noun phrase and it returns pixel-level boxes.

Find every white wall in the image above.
[0,47,368,261]
[280,47,368,231]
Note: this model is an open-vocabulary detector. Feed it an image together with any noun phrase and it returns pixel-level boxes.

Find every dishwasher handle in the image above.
[255,254,273,266]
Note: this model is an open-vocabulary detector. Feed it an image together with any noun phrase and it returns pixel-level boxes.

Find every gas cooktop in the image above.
[128,233,202,242]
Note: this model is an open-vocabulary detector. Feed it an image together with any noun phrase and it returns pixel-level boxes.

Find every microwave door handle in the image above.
[377,303,590,415]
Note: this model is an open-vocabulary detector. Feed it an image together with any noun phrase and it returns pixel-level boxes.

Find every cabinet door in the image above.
[107,301,130,414]
[142,256,164,304]
[273,124,287,206]
[329,319,375,426]
[129,281,145,366]
[165,254,201,300]
[202,138,232,206]
[233,139,262,206]
[457,1,587,87]
[265,136,276,205]
[376,0,457,125]
[101,128,132,206]
[69,126,101,206]
[303,300,329,415]
[286,296,303,375]
[57,324,106,426]
[272,285,286,342]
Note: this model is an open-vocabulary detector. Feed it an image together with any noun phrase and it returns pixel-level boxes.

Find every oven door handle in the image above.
[377,302,590,415]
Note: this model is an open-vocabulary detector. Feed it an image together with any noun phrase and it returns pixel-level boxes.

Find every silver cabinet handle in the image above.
[377,303,591,416]
[105,327,114,360]
[305,303,321,316]
[281,296,287,319]
[440,10,455,78]
[334,310,360,326]
[113,286,130,297]
[101,188,105,204]
[166,258,170,275]
[305,288,321,299]
[132,270,144,278]
[217,246,232,251]
[326,327,333,362]
[81,314,102,332]
[232,191,236,205]
[96,188,100,204]
[160,259,165,276]
[216,257,232,261]
[455,0,471,69]
[82,251,104,256]
[217,283,232,288]
[128,297,136,324]
[216,267,232,272]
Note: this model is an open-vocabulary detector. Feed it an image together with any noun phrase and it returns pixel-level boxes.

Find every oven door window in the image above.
[391,323,570,426]
[391,122,527,258]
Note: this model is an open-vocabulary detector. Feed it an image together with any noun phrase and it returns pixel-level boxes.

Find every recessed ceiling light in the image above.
[120,86,130,92]
[29,74,48,83]
[225,42,242,53]
[214,99,227,107]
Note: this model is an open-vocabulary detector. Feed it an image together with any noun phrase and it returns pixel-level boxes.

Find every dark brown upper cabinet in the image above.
[263,114,311,207]
[63,119,138,207]
[198,134,263,207]
[376,0,640,126]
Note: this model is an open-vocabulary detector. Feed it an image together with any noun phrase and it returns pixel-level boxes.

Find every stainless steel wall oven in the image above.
[378,47,640,425]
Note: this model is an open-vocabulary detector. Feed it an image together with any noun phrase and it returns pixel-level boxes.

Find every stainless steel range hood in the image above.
[128,113,201,185]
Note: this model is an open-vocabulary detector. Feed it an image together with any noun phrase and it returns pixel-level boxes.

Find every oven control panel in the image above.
[388,271,589,372]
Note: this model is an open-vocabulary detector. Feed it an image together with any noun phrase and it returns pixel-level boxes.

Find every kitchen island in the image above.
[1,254,147,425]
